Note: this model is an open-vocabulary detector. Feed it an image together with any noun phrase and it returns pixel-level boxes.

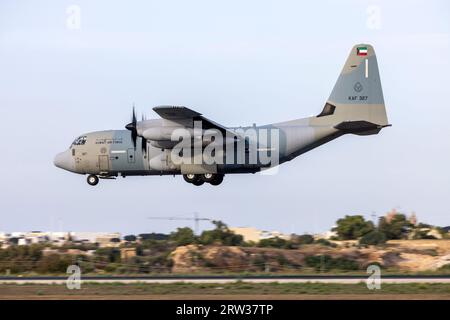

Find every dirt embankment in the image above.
[170,240,450,273]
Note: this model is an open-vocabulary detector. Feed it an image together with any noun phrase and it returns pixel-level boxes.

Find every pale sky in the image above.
[0,0,449,235]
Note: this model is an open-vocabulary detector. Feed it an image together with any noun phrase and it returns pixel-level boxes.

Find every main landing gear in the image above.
[86,173,224,186]
[87,174,99,186]
[183,173,224,186]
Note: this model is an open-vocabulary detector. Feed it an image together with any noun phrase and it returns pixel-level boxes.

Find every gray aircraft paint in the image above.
[54,44,389,182]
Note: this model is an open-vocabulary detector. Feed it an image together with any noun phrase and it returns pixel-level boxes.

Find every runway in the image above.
[1,275,450,284]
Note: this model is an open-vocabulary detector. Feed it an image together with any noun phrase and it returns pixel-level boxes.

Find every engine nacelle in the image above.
[150,140,179,149]
[143,126,240,150]
[142,127,177,141]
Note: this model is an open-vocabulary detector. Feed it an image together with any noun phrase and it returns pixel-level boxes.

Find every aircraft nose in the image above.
[54,150,75,172]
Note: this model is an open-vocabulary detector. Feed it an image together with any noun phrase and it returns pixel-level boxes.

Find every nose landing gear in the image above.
[183,173,224,186]
[87,174,99,186]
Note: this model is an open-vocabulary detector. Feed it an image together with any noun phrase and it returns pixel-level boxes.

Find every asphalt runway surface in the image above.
[1,275,450,284]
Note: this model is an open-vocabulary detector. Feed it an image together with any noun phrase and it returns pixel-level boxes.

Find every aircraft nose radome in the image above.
[54,150,74,172]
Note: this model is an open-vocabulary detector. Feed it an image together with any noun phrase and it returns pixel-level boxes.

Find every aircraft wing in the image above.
[153,106,236,136]
[153,106,201,120]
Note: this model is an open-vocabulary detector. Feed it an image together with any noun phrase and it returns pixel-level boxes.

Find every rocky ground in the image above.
[170,240,450,273]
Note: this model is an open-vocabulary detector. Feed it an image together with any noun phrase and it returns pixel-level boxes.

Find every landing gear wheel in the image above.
[183,174,197,184]
[87,174,99,186]
[201,173,216,183]
[210,174,224,186]
[192,179,205,186]
[183,174,205,186]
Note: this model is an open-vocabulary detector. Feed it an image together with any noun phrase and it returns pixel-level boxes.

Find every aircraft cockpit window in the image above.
[72,136,87,146]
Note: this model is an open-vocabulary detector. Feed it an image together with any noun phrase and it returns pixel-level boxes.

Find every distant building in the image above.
[95,233,122,247]
[0,231,122,247]
[11,232,25,238]
[386,209,398,223]
[70,232,121,247]
[229,227,290,243]
[409,212,418,226]
[120,248,136,261]
[0,232,10,247]
[385,209,419,226]
[42,248,59,256]
[18,238,31,246]
[0,232,10,240]
[26,231,49,244]
[315,230,338,240]
[66,249,86,255]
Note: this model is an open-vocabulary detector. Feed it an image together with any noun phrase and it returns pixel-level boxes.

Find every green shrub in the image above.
[292,234,314,245]
[199,221,243,246]
[333,215,375,240]
[359,231,387,246]
[305,255,359,271]
[36,254,73,273]
[314,239,337,247]
[258,237,292,249]
[170,227,196,246]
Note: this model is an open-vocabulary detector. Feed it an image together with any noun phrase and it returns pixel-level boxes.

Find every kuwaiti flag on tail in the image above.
[357,46,368,56]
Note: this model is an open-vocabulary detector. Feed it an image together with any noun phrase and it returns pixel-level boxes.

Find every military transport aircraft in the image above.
[54,44,390,186]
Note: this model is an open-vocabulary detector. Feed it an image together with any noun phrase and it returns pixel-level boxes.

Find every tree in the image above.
[258,237,292,249]
[170,227,196,246]
[333,215,375,240]
[291,234,314,245]
[36,254,73,273]
[95,248,121,263]
[124,235,137,242]
[199,221,243,246]
[305,255,359,272]
[378,214,413,240]
[359,230,387,246]
[314,238,337,247]
[8,237,19,245]
[139,233,170,241]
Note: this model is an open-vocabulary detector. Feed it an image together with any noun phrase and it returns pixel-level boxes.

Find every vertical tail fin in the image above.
[318,44,390,135]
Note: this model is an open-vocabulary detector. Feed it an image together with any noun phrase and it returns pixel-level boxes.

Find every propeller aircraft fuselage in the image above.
[54,44,390,186]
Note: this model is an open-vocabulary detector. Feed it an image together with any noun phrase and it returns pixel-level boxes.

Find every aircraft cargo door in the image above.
[98,155,109,172]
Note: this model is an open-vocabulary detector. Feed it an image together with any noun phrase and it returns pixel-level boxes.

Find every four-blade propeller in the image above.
[125,107,147,155]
